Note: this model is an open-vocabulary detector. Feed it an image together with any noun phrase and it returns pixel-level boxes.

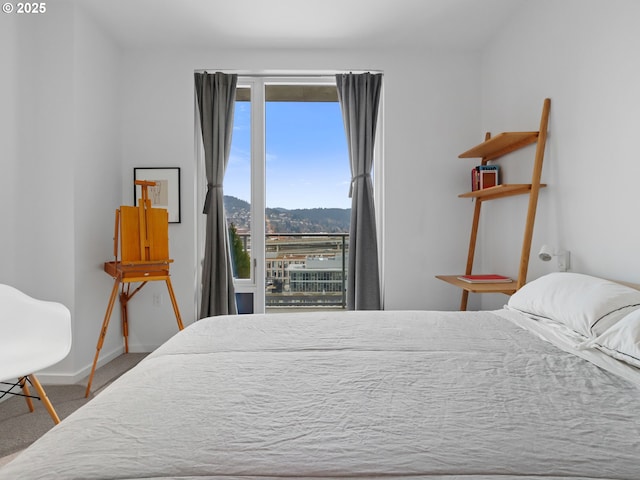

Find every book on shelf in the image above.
[471,167,480,191]
[471,165,499,191]
[457,274,512,283]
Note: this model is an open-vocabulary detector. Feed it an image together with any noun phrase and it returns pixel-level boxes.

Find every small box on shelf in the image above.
[471,165,499,191]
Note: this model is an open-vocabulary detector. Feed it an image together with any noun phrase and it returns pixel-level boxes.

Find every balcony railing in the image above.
[233,232,349,310]
[266,233,348,309]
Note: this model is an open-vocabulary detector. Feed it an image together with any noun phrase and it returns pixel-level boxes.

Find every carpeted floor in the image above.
[0,353,146,463]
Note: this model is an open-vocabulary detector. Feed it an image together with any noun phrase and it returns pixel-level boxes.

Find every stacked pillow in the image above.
[507,272,640,368]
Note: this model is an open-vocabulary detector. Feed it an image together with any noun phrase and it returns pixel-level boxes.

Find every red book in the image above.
[471,167,480,191]
[457,274,512,283]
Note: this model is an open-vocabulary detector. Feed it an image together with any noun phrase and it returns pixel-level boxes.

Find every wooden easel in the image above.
[85,181,184,397]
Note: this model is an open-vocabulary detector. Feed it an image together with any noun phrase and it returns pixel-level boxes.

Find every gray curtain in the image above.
[195,71,238,318]
[336,73,382,310]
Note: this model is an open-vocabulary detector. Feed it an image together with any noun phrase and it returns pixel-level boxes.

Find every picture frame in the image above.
[133,167,181,223]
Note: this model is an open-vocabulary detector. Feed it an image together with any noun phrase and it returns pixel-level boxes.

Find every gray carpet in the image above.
[0,353,146,459]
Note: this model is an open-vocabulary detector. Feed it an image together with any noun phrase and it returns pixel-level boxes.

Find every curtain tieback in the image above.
[349,173,370,198]
[203,183,223,214]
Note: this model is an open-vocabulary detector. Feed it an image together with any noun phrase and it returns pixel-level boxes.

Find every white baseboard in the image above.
[32,343,159,386]
[37,346,125,385]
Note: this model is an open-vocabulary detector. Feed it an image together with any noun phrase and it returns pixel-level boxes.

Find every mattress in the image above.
[2,308,640,479]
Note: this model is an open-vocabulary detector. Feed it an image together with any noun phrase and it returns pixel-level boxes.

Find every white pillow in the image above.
[507,272,640,337]
[583,309,640,368]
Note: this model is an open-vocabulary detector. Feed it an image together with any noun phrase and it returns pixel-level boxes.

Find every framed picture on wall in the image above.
[133,167,181,223]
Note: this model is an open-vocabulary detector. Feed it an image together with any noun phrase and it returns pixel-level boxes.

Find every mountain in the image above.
[224,196,350,233]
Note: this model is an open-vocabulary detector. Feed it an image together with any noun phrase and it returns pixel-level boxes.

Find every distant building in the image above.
[265,253,306,289]
[288,255,346,294]
[262,235,348,307]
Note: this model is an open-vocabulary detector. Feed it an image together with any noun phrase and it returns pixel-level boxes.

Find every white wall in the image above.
[476,0,640,309]
[381,50,482,310]
[0,14,17,281]
[10,4,75,303]
[0,3,77,376]
[0,3,123,381]
[0,6,77,312]
[71,7,124,377]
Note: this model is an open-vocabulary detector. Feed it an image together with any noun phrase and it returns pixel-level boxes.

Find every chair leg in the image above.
[19,377,35,413]
[28,374,61,425]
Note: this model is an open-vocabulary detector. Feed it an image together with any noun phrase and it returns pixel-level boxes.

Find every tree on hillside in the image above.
[229,223,251,279]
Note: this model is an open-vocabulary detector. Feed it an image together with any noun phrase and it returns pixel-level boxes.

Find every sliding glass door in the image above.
[197,74,383,314]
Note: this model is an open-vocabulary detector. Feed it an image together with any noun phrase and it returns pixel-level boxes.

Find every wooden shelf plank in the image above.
[459,132,539,161]
[435,275,517,295]
[458,183,546,201]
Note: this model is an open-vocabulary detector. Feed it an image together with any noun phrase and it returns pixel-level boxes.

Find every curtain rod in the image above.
[193,70,383,77]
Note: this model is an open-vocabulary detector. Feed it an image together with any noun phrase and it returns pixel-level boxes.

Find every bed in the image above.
[2,272,640,479]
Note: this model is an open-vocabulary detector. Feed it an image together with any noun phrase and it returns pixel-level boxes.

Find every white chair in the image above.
[0,284,72,424]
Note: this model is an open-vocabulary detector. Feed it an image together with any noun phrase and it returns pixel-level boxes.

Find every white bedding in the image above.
[2,309,640,479]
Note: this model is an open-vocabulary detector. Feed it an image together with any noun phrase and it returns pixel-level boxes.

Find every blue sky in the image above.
[226,101,351,210]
